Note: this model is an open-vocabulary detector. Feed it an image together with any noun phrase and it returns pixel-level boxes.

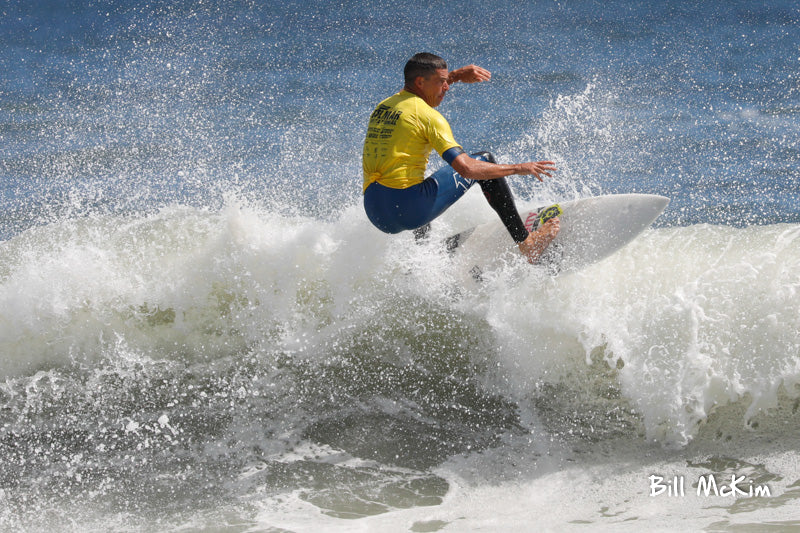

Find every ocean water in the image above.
[1,0,800,531]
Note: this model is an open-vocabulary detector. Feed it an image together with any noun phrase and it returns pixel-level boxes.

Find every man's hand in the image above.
[516,161,557,181]
[448,65,491,84]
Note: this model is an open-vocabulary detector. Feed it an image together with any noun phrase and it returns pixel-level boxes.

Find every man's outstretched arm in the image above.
[450,153,557,182]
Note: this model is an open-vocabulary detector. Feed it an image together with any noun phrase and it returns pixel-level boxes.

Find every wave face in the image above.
[2,200,799,527]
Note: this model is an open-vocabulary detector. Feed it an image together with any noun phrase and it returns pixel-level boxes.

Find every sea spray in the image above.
[488,223,800,445]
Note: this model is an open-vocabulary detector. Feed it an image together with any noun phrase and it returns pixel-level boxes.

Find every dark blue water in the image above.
[2,1,800,530]
[2,0,798,238]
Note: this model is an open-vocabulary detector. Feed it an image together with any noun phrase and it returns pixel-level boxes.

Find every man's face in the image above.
[417,68,450,107]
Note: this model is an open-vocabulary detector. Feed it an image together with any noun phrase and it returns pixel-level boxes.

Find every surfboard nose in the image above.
[638,195,670,226]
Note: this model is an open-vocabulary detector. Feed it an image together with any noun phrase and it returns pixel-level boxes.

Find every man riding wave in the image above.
[362,52,560,263]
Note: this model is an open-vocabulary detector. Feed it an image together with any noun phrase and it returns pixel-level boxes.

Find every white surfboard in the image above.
[447,193,669,274]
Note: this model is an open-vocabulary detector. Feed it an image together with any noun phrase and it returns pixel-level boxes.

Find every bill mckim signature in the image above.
[649,474,772,498]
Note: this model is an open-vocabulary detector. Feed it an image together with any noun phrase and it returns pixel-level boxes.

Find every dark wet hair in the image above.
[404,53,447,86]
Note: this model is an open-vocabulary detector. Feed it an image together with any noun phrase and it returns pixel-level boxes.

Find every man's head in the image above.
[404,52,450,107]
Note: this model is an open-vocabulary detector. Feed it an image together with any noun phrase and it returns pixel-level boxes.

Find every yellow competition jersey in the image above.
[362,90,461,192]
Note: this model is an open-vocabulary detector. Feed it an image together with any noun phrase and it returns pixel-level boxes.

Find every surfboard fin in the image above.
[444,227,475,254]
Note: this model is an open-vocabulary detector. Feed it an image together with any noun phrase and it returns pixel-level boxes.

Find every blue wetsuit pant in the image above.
[363,152,529,243]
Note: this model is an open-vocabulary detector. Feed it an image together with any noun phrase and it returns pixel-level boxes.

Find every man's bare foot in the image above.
[518,218,560,264]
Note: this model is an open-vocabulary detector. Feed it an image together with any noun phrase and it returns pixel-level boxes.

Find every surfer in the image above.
[362,52,560,263]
